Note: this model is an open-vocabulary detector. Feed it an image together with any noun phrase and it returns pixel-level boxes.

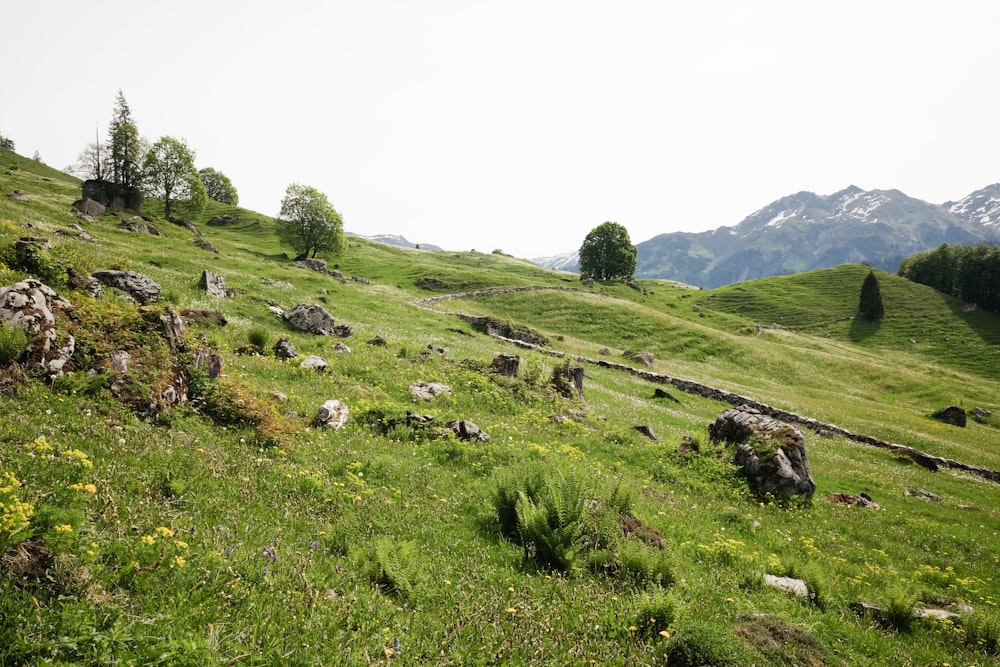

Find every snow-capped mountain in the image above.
[347,232,442,251]
[531,184,1000,288]
[530,250,580,273]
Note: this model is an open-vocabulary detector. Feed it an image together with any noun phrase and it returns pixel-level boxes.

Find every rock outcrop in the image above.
[92,270,161,304]
[710,405,815,499]
[283,303,338,335]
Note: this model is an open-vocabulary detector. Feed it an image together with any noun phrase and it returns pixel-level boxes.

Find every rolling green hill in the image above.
[1,148,999,666]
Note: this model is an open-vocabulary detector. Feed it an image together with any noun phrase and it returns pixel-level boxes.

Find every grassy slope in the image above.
[1,149,999,666]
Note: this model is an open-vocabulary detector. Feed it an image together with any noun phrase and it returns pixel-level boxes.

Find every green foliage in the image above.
[515,469,588,571]
[246,326,270,350]
[666,619,758,666]
[107,90,143,191]
[0,132,15,151]
[857,269,885,321]
[358,537,421,599]
[579,221,637,280]
[142,136,203,220]
[198,167,239,205]
[0,321,28,366]
[899,242,1000,313]
[490,461,549,541]
[275,183,344,260]
[631,589,677,639]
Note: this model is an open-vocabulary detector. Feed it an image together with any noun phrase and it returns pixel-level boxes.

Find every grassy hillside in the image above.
[1,149,999,666]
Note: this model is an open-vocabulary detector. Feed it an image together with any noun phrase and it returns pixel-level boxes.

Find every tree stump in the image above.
[492,353,520,377]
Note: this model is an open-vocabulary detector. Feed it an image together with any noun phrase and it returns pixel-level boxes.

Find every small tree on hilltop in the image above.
[579,221,637,281]
[858,270,885,321]
[199,168,239,205]
[142,136,206,220]
[276,183,345,260]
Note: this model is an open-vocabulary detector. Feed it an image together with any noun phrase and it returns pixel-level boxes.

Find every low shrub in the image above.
[0,321,28,366]
[358,537,421,599]
[666,619,758,667]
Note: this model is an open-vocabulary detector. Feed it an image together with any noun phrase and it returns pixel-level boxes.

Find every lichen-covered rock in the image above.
[447,420,490,442]
[283,303,338,335]
[92,270,161,304]
[409,381,451,400]
[0,279,74,374]
[314,399,348,429]
[199,270,227,298]
[711,405,815,499]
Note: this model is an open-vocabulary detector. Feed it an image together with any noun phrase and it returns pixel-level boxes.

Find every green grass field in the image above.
[1,147,999,665]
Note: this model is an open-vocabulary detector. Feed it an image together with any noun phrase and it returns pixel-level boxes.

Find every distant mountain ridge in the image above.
[346,232,442,251]
[530,184,1000,288]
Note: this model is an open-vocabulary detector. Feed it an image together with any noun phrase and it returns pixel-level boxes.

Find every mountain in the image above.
[347,232,442,251]
[532,184,1000,288]
[529,249,579,272]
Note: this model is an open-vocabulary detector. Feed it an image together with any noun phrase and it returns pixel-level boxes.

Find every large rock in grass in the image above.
[283,303,339,335]
[0,279,75,374]
[199,270,227,298]
[92,270,161,304]
[710,405,815,499]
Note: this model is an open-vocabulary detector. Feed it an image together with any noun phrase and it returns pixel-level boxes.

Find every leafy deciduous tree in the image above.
[275,183,345,260]
[199,168,239,205]
[579,221,637,281]
[68,141,108,181]
[0,133,14,151]
[142,136,206,220]
[857,270,885,321]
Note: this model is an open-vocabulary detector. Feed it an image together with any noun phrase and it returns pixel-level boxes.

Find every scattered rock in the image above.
[598,347,611,356]
[367,335,387,346]
[314,399,349,429]
[548,414,569,424]
[410,381,451,401]
[193,349,223,379]
[194,239,220,254]
[283,303,338,335]
[68,223,95,242]
[632,351,655,367]
[428,344,445,355]
[294,258,328,273]
[331,324,353,338]
[653,387,680,402]
[268,305,285,317]
[582,278,595,288]
[492,353,520,377]
[904,488,943,502]
[332,342,351,353]
[92,270,161,304]
[199,271,228,298]
[459,315,549,346]
[119,220,161,235]
[551,364,585,399]
[633,425,658,442]
[206,215,235,226]
[73,197,105,217]
[973,407,992,424]
[300,355,331,372]
[763,574,808,597]
[825,492,881,510]
[273,337,299,360]
[932,405,966,427]
[447,420,490,442]
[272,391,289,402]
[351,276,369,284]
[7,189,30,202]
[110,350,131,374]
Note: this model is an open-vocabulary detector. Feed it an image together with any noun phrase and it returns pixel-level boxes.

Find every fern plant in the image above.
[515,470,588,571]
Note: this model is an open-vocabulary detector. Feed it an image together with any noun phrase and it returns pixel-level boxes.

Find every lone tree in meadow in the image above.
[857,270,885,321]
[142,136,207,220]
[579,221,637,280]
[275,183,345,260]
[199,167,239,205]
[107,90,143,191]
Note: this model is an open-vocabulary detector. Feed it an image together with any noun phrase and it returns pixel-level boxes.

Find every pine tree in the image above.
[858,270,885,321]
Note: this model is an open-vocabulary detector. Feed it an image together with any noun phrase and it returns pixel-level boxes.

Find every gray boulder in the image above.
[92,270,161,304]
[119,220,161,235]
[300,355,331,372]
[0,279,74,374]
[409,381,451,401]
[283,303,338,335]
[294,258,328,273]
[199,270,227,298]
[273,337,299,360]
[73,198,105,217]
[447,420,490,442]
[314,399,349,429]
[711,405,815,499]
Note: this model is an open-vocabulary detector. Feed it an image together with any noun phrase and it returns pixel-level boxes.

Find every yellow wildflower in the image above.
[54,524,73,533]
[155,526,175,538]
[140,535,155,545]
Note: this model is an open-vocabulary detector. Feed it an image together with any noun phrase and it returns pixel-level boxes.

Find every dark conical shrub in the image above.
[858,270,885,321]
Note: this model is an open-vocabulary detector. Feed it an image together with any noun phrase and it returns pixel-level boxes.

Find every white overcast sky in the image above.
[6,1,1000,258]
